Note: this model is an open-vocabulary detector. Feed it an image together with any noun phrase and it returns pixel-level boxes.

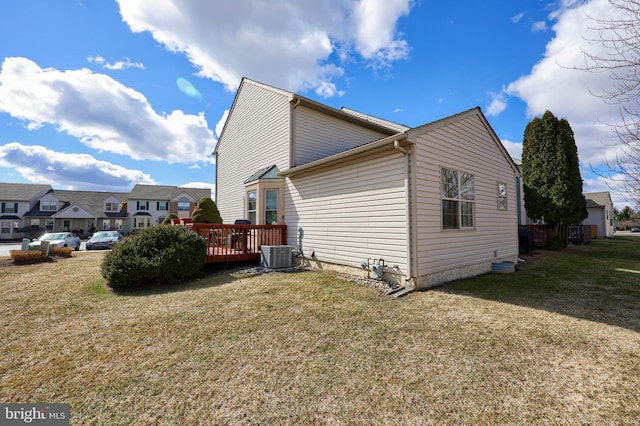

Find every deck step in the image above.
[390,287,414,298]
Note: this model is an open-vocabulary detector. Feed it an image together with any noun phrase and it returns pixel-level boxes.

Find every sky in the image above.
[0,0,635,208]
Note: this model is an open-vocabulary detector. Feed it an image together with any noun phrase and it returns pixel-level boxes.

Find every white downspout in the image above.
[393,139,413,284]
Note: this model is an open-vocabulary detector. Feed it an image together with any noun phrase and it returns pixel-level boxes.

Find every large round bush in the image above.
[101,225,207,289]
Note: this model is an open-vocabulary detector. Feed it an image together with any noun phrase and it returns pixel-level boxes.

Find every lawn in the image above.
[1,238,639,425]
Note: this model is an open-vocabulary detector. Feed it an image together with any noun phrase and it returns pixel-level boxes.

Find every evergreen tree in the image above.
[161,213,179,225]
[522,110,588,246]
[191,197,223,224]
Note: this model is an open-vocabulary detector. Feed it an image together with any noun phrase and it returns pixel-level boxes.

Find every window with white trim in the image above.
[1,202,18,213]
[1,221,10,234]
[105,202,119,212]
[247,191,257,224]
[441,168,475,229]
[497,182,508,210]
[41,201,57,211]
[265,189,278,224]
[136,201,149,211]
[177,197,191,211]
[157,201,169,211]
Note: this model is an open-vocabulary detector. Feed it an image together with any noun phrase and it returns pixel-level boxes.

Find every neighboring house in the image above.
[0,183,52,241]
[23,189,129,237]
[127,184,211,230]
[215,78,520,288]
[583,191,615,238]
[0,183,211,239]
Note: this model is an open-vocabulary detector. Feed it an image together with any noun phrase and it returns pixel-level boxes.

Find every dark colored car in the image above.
[86,230,124,250]
[630,227,640,233]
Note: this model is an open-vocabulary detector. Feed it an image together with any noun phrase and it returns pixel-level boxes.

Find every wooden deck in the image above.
[185,223,287,263]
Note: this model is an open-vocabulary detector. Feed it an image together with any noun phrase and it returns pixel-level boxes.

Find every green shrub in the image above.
[161,213,179,225]
[545,235,565,250]
[101,225,207,290]
[191,197,222,224]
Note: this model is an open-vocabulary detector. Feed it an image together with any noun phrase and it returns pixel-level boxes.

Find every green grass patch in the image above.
[0,240,639,425]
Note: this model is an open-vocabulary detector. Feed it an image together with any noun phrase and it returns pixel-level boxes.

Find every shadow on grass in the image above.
[108,261,261,296]
[434,238,640,333]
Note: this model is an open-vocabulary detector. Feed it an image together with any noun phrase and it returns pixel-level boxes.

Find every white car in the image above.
[30,232,82,251]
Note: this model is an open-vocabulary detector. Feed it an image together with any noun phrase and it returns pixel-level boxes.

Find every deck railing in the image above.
[183,223,287,263]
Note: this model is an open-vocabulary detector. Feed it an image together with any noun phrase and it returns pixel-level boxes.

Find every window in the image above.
[41,201,57,211]
[247,191,257,224]
[1,202,18,213]
[497,182,508,210]
[136,201,149,211]
[114,219,123,230]
[46,219,54,231]
[178,197,191,211]
[105,202,119,212]
[31,219,40,226]
[1,222,10,234]
[265,189,278,224]
[441,168,475,229]
[134,217,151,228]
[157,201,169,211]
[102,221,110,230]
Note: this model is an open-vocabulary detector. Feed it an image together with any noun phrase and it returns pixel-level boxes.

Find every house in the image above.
[0,183,211,239]
[127,184,211,230]
[583,191,615,238]
[0,183,52,240]
[214,78,520,288]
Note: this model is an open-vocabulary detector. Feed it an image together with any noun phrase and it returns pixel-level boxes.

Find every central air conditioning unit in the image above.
[261,245,292,269]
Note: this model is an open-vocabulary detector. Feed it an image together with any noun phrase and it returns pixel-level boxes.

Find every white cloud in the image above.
[501,139,523,161]
[531,20,548,32]
[115,0,413,95]
[0,57,216,164]
[511,12,525,24]
[0,142,155,191]
[88,55,145,70]
[180,181,215,200]
[486,92,507,116]
[506,0,630,166]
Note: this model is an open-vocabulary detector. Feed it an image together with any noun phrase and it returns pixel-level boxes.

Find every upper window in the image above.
[1,202,18,214]
[136,201,150,211]
[157,201,169,211]
[441,168,475,229]
[497,182,508,210]
[41,201,57,212]
[105,202,119,212]
[265,189,278,224]
[247,191,257,224]
[178,197,191,211]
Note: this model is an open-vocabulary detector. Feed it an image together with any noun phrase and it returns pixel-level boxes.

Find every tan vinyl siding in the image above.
[285,150,408,273]
[216,82,291,223]
[413,114,518,278]
[293,105,389,166]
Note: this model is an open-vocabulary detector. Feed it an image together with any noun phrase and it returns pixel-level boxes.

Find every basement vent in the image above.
[261,245,292,269]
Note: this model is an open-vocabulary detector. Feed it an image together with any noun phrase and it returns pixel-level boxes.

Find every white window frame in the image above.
[41,201,57,211]
[441,168,475,230]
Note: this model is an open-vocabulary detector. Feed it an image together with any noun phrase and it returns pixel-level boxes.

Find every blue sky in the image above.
[0,0,634,207]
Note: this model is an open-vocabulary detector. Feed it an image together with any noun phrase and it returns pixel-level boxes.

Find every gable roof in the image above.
[244,165,281,184]
[584,191,612,208]
[407,107,520,176]
[0,182,52,201]
[214,77,406,156]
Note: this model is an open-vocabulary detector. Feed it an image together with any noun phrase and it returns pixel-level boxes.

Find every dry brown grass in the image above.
[1,241,639,425]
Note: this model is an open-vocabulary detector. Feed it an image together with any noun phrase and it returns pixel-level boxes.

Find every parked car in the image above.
[630,227,640,233]
[30,232,82,251]
[86,230,124,250]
